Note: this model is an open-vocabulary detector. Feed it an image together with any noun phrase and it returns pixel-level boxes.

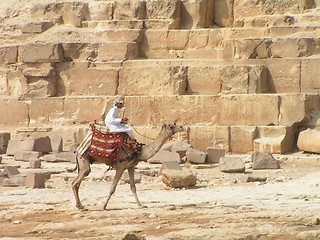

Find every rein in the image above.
[128,120,155,140]
[129,121,173,141]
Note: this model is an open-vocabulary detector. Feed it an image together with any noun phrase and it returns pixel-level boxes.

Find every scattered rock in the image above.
[161,169,197,188]
[252,152,280,170]
[219,157,245,173]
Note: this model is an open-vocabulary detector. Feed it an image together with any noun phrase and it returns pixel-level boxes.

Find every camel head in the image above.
[162,123,184,136]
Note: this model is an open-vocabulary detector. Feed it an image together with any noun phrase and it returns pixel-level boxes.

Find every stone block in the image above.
[0,45,18,66]
[29,159,41,169]
[271,38,315,58]
[265,59,300,93]
[230,126,257,153]
[18,139,36,151]
[161,169,196,188]
[20,43,64,63]
[4,166,20,177]
[254,126,295,154]
[301,59,320,94]
[21,21,53,33]
[119,61,187,95]
[219,157,245,173]
[216,94,279,126]
[148,150,181,164]
[56,152,76,162]
[166,30,189,50]
[42,154,57,162]
[29,98,64,126]
[34,136,52,153]
[214,0,233,27]
[0,132,10,154]
[63,98,106,125]
[186,148,207,164]
[145,0,180,20]
[97,41,139,61]
[14,151,42,162]
[88,1,114,21]
[23,64,56,78]
[181,0,214,29]
[297,129,320,153]
[57,62,118,96]
[252,152,280,170]
[50,134,63,153]
[0,176,25,187]
[114,0,146,20]
[280,94,308,126]
[0,99,29,126]
[62,2,88,27]
[206,147,225,163]
[160,161,182,175]
[189,125,229,152]
[25,172,46,188]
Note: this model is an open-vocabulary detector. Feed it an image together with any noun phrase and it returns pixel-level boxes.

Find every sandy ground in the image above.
[0,154,320,240]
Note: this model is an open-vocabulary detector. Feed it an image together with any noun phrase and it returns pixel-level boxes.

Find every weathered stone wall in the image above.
[0,0,320,153]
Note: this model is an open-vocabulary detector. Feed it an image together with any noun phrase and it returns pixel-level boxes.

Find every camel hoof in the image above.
[138,205,147,209]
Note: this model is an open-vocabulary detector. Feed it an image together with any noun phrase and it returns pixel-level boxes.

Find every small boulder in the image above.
[219,157,245,173]
[148,150,181,164]
[252,152,280,170]
[186,148,207,164]
[161,169,197,188]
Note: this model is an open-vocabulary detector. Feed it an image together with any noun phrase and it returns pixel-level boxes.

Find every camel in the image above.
[71,123,184,210]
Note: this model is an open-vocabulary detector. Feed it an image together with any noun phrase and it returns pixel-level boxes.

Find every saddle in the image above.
[79,123,142,164]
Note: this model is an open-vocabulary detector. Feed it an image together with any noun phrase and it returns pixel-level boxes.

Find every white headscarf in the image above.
[114,98,124,105]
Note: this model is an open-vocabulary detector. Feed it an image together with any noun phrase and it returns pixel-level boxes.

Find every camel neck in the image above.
[138,127,171,161]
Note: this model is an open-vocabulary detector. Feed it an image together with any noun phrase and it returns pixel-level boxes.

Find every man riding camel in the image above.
[104,98,135,139]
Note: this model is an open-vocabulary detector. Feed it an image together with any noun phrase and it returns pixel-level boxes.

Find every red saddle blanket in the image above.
[88,127,142,163]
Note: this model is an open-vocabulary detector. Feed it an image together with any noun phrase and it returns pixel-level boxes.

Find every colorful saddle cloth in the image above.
[87,123,143,163]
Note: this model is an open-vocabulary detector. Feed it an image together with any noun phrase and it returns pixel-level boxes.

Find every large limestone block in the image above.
[23,63,56,78]
[187,29,210,48]
[230,126,257,153]
[20,43,64,63]
[187,65,220,95]
[219,65,268,94]
[219,157,245,173]
[254,126,295,154]
[99,30,143,42]
[63,98,106,125]
[271,38,315,58]
[297,129,320,153]
[61,43,99,62]
[265,59,300,93]
[23,78,57,98]
[233,0,313,20]
[97,41,139,61]
[124,95,220,126]
[215,94,279,126]
[119,61,187,95]
[0,99,29,127]
[189,125,229,152]
[88,1,114,21]
[145,0,181,20]
[114,0,146,20]
[301,59,320,94]
[214,0,233,27]
[29,98,64,126]
[61,2,88,27]
[167,30,190,50]
[181,0,214,29]
[57,62,118,96]
[279,94,308,126]
[21,21,53,33]
[141,30,168,55]
[0,46,18,66]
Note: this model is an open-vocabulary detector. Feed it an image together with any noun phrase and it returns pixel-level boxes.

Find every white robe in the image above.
[105,106,134,139]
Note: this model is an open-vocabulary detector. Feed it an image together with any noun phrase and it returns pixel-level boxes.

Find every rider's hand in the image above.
[121,117,128,124]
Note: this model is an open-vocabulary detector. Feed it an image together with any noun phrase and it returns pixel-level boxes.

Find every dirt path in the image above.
[1,155,320,240]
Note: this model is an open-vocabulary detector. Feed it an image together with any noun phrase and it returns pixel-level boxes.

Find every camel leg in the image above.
[128,167,146,208]
[72,155,91,210]
[102,167,125,210]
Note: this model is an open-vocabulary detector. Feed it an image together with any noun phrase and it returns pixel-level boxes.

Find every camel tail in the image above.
[66,152,80,173]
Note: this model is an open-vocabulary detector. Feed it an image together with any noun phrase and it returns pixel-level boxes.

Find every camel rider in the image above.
[105,98,135,139]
